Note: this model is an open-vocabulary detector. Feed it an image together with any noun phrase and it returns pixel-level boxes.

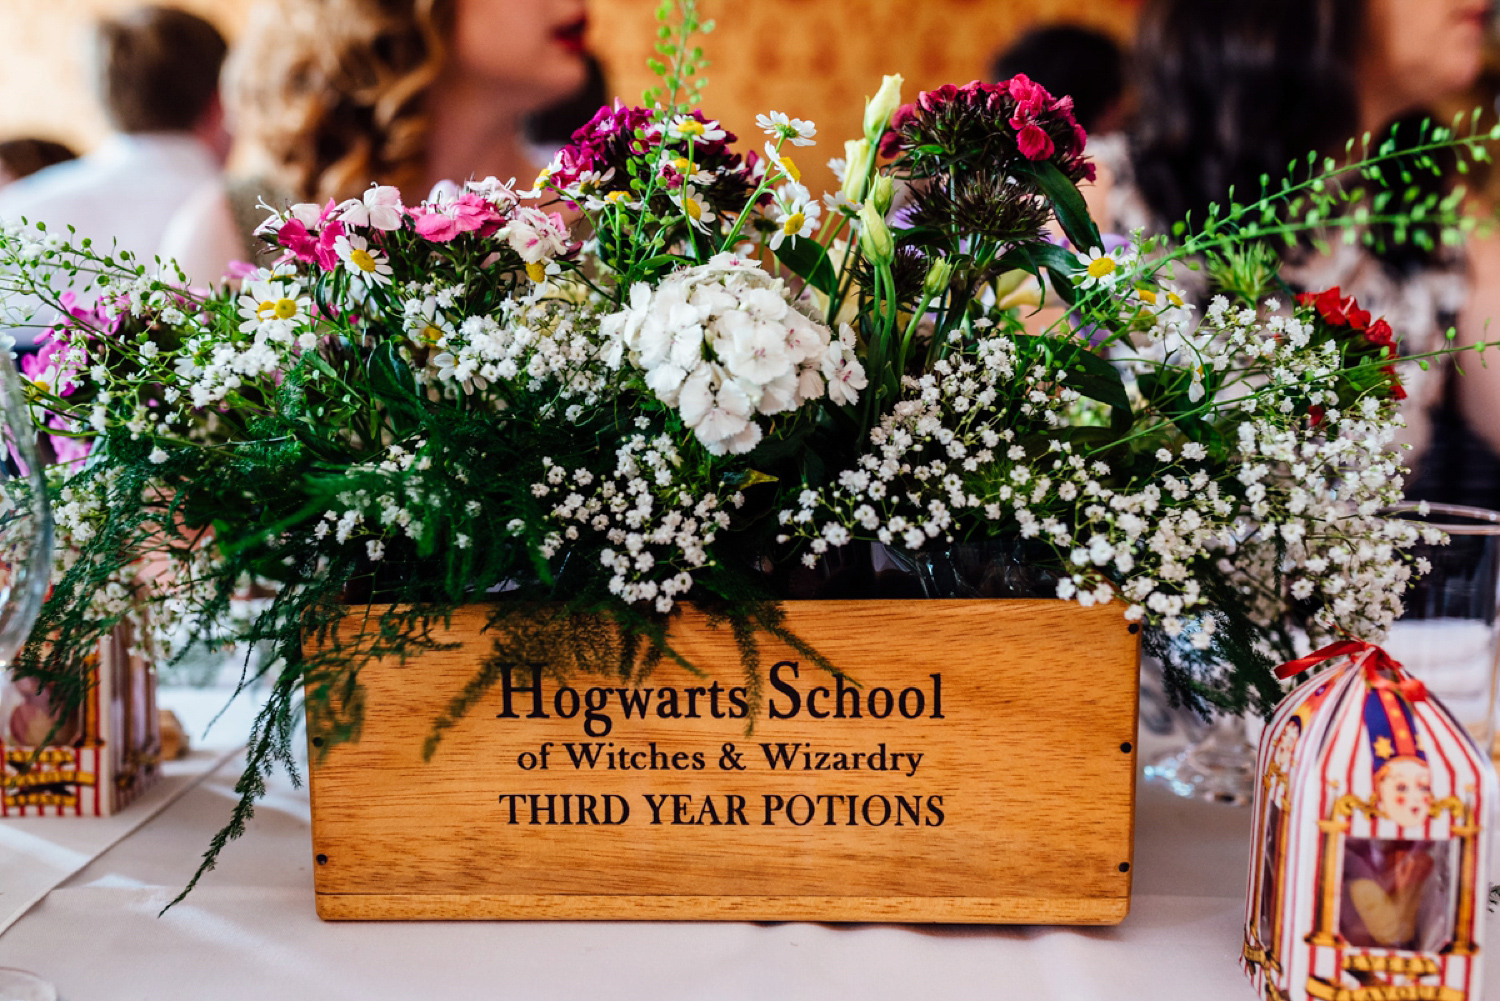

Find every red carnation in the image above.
[1365,318,1394,349]
[1344,302,1370,332]
[1312,287,1348,326]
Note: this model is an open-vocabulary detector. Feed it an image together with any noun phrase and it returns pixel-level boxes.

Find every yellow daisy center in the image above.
[349,247,378,273]
[525,261,547,283]
[684,198,702,221]
[781,212,805,236]
[672,157,691,172]
[257,298,299,322]
[534,168,552,188]
[677,120,705,137]
[1167,291,1185,307]
[1136,287,1158,306]
[1087,256,1117,279]
[30,379,49,394]
[420,324,444,345]
[605,190,629,204]
[778,155,801,183]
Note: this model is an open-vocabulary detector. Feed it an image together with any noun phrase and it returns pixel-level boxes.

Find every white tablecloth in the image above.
[0,694,1495,1001]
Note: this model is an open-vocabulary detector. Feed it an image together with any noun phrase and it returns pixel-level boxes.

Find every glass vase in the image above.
[1143,709,1259,805]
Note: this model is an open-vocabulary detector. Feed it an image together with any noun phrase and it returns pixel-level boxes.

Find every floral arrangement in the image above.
[0,0,1490,898]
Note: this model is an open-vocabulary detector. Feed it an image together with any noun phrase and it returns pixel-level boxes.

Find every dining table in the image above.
[1,686,1494,1001]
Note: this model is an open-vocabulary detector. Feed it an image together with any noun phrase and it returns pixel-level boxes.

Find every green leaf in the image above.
[628,254,689,284]
[773,238,837,296]
[994,242,1080,306]
[367,341,424,430]
[1019,336,1130,415]
[1137,370,1221,444]
[1020,160,1101,252]
[1056,341,1130,414]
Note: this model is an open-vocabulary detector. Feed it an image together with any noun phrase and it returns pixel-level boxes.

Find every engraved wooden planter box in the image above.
[306,599,1140,924]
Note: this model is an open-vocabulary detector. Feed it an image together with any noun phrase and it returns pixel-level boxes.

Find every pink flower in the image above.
[22,337,81,397]
[410,192,505,243]
[502,206,572,263]
[47,415,91,464]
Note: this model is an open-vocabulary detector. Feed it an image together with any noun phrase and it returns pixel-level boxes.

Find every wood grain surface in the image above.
[307,599,1140,924]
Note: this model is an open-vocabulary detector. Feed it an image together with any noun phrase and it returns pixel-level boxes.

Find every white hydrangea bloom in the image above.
[600,253,857,453]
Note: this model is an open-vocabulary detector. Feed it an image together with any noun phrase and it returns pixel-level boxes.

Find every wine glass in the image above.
[1379,502,1500,748]
[0,349,53,660]
[0,347,57,1001]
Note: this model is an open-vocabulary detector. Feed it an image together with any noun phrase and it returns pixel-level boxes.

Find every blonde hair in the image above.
[227,0,454,203]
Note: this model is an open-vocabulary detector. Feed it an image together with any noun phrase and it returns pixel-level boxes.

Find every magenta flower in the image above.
[1016,124,1055,160]
[274,200,347,270]
[882,75,1092,182]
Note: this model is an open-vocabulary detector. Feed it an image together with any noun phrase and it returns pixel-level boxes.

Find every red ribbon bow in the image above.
[1274,639,1427,701]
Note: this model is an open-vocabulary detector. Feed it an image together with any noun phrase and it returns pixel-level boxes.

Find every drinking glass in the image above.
[1379,502,1500,749]
[0,349,56,1001]
[1143,700,1260,805]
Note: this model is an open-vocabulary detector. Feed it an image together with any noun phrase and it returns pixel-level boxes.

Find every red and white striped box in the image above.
[1243,641,1498,1001]
[0,618,160,817]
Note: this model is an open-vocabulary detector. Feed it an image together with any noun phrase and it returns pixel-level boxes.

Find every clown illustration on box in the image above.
[1243,640,1496,1001]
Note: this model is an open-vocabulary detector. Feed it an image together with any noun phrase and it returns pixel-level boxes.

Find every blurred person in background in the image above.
[0,139,78,190]
[526,52,609,164]
[1104,0,1496,505]
[162,0,595,283]
[0,6,228,283]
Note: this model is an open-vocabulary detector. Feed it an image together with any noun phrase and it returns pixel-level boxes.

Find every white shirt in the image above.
[0,132,221,344]
[159,178,248,288]
[0,132,220,277]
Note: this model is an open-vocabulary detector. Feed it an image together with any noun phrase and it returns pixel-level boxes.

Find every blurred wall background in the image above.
[0,0,249,154]
[0,0,1139,194]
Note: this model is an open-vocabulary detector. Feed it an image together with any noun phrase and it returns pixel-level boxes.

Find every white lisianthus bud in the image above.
[869,174,894,215]
[841,138,875,204]
[858,201,894,266]
[863,74,904,140]
[923,257,955,297]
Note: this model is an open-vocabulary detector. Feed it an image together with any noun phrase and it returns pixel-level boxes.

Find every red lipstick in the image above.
[553,18,588,55]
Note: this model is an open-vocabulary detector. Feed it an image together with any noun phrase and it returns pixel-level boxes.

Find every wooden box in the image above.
[306,599,1140,923]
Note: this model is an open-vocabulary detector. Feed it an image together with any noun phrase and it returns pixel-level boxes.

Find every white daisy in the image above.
[659,151,715,186]
[762,142,804,184]
[768,184,821,252]
[402,295,454,347]
[675,185,716,233]
[668,115,726,144]
[583,189,642,213]
[1134,283,1192,313]
[756,111,817,146]
[1075,246,1131,291]
[236,275,311,341]
[821,190,859,217]
[335,234,394,289]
